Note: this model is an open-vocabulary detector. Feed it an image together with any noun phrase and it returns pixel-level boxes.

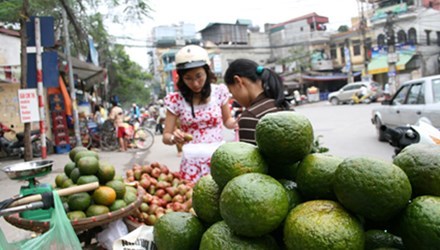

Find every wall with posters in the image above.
[0,82,52,140]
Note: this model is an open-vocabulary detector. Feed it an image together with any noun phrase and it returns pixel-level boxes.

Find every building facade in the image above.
[365,0,440,86]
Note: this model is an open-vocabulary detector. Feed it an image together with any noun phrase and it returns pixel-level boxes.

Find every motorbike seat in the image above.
[16,130,40,140]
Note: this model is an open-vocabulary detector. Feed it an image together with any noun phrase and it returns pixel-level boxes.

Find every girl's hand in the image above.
[225,117,238,130]
[173,129,185,144]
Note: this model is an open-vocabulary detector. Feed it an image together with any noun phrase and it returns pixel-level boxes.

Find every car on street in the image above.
[371,75,440,141]
[328,81,381,105]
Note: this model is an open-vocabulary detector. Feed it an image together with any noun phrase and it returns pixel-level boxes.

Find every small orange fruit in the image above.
[93,186,116,206]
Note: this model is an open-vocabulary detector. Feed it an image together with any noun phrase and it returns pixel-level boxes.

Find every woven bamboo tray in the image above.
[4,186,145,233]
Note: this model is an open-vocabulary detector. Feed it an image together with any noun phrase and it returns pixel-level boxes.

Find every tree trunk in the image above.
[20,0,32,161]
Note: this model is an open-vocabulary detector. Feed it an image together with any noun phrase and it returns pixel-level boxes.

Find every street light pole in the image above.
[385,11,398,95]
[360,1,370,81]
[62,8,81,146]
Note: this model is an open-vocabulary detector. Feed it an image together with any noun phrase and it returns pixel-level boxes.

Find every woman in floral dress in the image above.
[162,45,237,182]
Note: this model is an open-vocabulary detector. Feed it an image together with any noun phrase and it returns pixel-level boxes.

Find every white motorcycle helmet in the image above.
[175,45,210,70]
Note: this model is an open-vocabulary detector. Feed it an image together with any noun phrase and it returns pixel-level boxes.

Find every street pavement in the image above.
[0,129,236,243]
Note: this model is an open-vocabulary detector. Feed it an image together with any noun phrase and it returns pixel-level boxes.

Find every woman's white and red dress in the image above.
[164,84,229,182]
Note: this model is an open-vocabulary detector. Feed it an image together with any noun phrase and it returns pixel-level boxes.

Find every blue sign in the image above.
[26,16,55,47]
[26,51,59,88]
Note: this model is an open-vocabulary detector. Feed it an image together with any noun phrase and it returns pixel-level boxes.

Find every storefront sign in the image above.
[18,89,40,123]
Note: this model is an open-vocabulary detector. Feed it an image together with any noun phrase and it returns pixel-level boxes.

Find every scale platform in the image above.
[1,160,54,220]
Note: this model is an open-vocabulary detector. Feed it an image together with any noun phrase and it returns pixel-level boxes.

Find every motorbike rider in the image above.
[131,103,141,123]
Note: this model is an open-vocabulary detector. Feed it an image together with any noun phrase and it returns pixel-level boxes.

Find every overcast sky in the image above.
[107,0,364,67]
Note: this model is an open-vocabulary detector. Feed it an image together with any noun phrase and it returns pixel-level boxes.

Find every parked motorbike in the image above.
[0,122,52,158]
[349,92,375,104]
[380,118,440,157]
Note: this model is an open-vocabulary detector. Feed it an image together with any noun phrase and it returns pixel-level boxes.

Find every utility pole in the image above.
[360,1,370,81]
[20,0,32,161]
[385,11,398,94]
[345,39,354,83]
[62,8,81,146]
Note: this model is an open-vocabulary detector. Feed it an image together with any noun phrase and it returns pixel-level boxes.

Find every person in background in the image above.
[156,100,166,135]
[108,101,127,151]
[162,45,236,182]
[224,58,289,145]
[93,104,104,125]
[99,104,108,121]
[131,103,141,122]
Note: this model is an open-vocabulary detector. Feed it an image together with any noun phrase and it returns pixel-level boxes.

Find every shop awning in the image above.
[58,52,106,90]
[367,52,414,75]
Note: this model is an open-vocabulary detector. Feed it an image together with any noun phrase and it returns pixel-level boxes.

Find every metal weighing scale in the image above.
[1,160,54,220]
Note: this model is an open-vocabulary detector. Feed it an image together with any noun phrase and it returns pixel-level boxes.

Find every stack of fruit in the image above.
[54,146,137,220]
[125,162,194,225]
[151,111,440,250]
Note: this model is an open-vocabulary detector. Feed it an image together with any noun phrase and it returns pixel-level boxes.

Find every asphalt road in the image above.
[295,101,395,161]
[0,100,395,244]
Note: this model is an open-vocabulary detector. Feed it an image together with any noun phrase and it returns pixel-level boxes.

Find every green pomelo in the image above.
[256,111,314,165]
[69,146,88,162]
[153,212,205,250]
[69,168,81,184]
[55,173,69,188]
[333,157,412,222]
[106,180,126,199]
[278,179,302,210]
[125,186,137,194]
[109,199,127,211]
[284,200,364,250]
[97,161,116,184]
[296,153,343,200]
[66,211,87,220]
[268,161,300,181]
[64,161,76,177]
[67,192,91,211]
[210,141,268,189]
[364,230,403,250]
[393,144,440,197]
[76,175,99,186]
[192,175,222,225]
[200,220,278,250]
[399,195,440,249]
[86,204,110,217]
[113,174,124,182]
[220,173,289,237]
[74,150,99,164]
[61,178,74,188]
[123,190,137,204]
[77,156,99,175]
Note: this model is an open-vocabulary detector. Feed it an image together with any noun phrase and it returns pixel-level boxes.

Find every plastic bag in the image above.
[0,191,82,250]
[112,224,156,250]
[97,219,128,250]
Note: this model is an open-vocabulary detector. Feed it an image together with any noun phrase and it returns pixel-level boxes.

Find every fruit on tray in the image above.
[54,146,137,219]
[126,162,194,225]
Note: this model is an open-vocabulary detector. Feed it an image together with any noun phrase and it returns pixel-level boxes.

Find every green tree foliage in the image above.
[0,0,153,105]
[337,25,349,33]
[111,44,152,107]
[279,46,311,73]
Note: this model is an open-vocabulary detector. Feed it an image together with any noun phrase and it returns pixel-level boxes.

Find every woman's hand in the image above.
[172,129,186,144]
[225,117,238,130]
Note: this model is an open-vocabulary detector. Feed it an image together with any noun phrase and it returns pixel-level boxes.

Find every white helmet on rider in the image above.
[175,45,210,70]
